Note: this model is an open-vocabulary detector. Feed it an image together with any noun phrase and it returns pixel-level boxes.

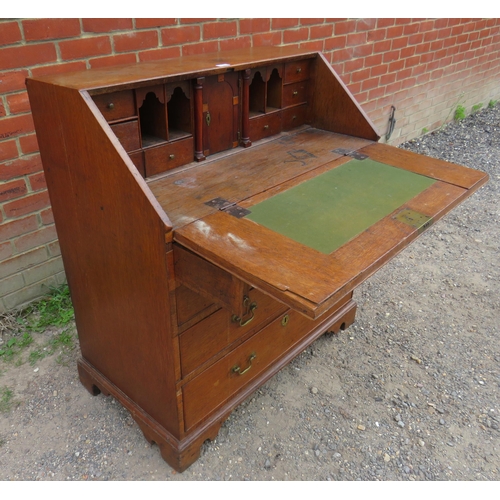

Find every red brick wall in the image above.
[1,18,500,311]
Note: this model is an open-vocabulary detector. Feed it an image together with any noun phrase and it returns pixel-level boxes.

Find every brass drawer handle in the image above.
[296,67,302,73]
[169,154,175,160]
[263,124,269,130]
[232,296,257,327]
[292,91,298,96]
[107,102,114,110]
[232,352,256,376]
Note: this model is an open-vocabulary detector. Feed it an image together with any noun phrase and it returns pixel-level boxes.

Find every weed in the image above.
[454,105,466,121]
[29,329,75,366]
[472,103,483,113]
[0,386,14,413]
[488,99,498,109]
[421,127,429,135]
[0,333,33,361]
[23,285,74,332]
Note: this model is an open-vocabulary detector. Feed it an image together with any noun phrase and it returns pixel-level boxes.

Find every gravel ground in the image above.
[0,105,499,482]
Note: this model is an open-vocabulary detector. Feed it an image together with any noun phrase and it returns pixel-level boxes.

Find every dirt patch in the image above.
[1,106,499,481]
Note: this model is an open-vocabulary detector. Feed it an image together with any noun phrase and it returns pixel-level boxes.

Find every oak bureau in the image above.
[26,46,488,471]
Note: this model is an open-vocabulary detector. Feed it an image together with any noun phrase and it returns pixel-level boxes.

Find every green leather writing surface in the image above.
[245,158,436,254]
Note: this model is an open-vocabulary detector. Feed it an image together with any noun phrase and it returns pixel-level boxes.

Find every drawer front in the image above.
[282,82,308,108]
[284,59,310,83]
[282,104,308,131]
[110,120,141,152]
[249,111,282,142]
[144,137,194,177]
[179,288,287,378]
[92,90,136,122]
[183,308,326,430]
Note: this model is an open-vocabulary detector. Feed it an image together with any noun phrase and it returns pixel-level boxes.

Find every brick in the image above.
[299,41,324,52]
[0,179,27,203]
[373,40,391,54]
[3,275,58,310]
[27,171,46,192]
[371,63,389,77]
[0,43,57,71]
[331,47,354,62]
[161,26,201,45]
[310,24,333,40]
[182,41,219,56]
[334,20,357,35]
[0,114,35,142]
[344,58,365,73]
[0,215,38,243]
[3,190,51,219]
[252,32,282,47]
[82,19,133,33]
[48,240,61,257]
[364,54,383,67]
[346,32,367,46]
[22,256,64,286]
[0,245,47,280]
[59,36,112,60]
[220,37,252,52]
[403,23,421,35]
[392,37,408,50]
[19,134,39,156]
[89,53,137,69]
[0,100,5,118]
[135,19,176,29]
[271,19,299,30]
[377,19,395,28]
[356,19,377,31]
[283,28,309,44]
[23,18,81,41]
[14,224,58,253]
[0,70,29,94]
[0,20,22,45]
[350,68,371,83]
[0,154,42,181]
[324,35,346,50]
[300,19,325,26]
[239,19,271,34]
[0,273,25,297]
[114,31,159,53]
[353,44,373,58]
[6,92,31,115]
[0,241,13,261]
[434,19,449,29]
[138,47,181,63]
[203,21,237,40]
[387,26,404,38]
[361,76,380,91]
[40,208,54,225]
[388,59,405,72]
[179,19,216,24]
[0,140,18,162]
[367,29,387,42]
[383,49,400,63]
[423,30,439,42]
[408,33,424,45]
[30,61,87,79]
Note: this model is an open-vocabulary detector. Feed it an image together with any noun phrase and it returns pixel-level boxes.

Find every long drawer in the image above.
[182,297,353,431]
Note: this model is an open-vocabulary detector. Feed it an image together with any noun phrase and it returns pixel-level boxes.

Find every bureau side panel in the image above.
[310,53,380,141]
[26,80,180,436]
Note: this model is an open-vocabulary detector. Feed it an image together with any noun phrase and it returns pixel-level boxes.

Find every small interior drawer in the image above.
[144,137,194,177]
[92,90,136,122]
[179,288,287,378]
[282,82,308,108]
[128,150,145,177]
[249,111,282,142]
[284,59,310,83]
[110,120,141,152]
[282,104,308,130]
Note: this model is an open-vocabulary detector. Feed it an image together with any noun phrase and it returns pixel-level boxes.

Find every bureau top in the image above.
[27,46,318,93]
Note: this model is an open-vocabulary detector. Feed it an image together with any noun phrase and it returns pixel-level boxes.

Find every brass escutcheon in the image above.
[281,314,290,327]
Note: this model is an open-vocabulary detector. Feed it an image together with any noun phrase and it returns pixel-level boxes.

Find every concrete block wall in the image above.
[1,18,500,311]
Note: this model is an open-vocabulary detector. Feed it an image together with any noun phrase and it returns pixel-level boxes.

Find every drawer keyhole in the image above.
[281,314,290,327]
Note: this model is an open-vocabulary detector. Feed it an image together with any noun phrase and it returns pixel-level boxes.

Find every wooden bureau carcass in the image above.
[26,46,488,472]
